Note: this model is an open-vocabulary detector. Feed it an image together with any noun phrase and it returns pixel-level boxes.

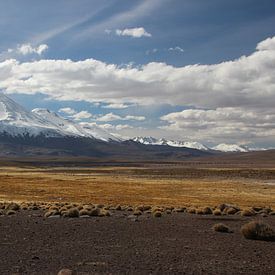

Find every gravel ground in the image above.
[0,210,274,275]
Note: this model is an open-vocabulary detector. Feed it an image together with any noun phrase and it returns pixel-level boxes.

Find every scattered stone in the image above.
[57,268,75,275]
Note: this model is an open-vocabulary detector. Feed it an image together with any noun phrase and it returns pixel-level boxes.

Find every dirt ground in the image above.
[0,210,274,275]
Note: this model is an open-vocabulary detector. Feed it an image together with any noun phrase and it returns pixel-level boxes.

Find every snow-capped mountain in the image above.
[131,136,259,152]
[211,143,249,152]
[0,93,119,142]
[132,136,209,151]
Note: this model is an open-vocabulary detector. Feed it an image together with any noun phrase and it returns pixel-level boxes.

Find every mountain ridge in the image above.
[131,136,266,153]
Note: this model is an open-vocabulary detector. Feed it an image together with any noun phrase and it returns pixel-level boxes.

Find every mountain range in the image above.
[131,137,259,153]
[0,93,266,157]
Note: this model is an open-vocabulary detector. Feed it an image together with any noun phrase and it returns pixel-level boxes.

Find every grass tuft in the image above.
[213,223,232,233]
[241,221,275,241]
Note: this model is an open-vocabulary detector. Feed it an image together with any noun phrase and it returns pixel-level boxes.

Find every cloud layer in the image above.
[0,36,274,110]
[0,36,275,144]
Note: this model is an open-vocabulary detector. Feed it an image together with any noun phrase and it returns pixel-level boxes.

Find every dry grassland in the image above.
[0,165,274,208]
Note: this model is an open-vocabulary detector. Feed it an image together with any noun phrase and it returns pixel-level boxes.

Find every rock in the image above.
[57,269,75,275]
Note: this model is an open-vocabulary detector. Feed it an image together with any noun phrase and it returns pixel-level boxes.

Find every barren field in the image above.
[0,164,275,208]
[0,160,275,274]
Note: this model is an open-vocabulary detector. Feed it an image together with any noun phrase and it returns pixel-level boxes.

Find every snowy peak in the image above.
[211,143,249,152]
[132,137,209,151]
[0,93,119,141]
[131,137,257,152]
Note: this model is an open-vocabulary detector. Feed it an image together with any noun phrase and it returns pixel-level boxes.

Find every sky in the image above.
[0,0,275,147]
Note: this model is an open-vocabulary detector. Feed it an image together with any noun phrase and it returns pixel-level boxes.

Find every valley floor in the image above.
[0,163,274,208]
[0,160,275,274]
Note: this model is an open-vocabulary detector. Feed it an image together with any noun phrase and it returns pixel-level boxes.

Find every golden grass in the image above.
[0,166,274,208]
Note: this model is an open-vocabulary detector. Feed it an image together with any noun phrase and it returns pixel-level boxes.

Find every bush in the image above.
[133,210,142,216]
[115,205,122,211]
[213,209,222,216]
[203,207,212,215]
[241,209,256,217]
[187,207,196,214]
[225,207,238,215]
[174,207,185,213]
[67,208,79,218]
[241,221,275,241]
[90,208,100,217]
[79,209,90,216]
[99,209,110,217]
[153,211,162,218]
[6,210,16,215]
[6,202,20,211]
[213,223,232,233]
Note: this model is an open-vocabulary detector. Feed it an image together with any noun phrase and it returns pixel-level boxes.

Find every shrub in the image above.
[202,207,212,215]
[133,210,142,216]
[213,209,222,216]
[152,206,163,213]
[44,210,59,218]
[174,207,185,213]
[79,209,90,216]
[99,209,110,217]
[6,202,20,211]
[44,211,54,218]
[241,209,256,217]
[213,223,232,233]
[67,208,79,218]
[241,221,275,241]
[90,208,100,217]
[6,210,16,215]
[153,211,162,218]
[196,208,204,215]
[187,207,196,214]
[115,205,122,211]
[225,207,238,215]
[252,206,263,212]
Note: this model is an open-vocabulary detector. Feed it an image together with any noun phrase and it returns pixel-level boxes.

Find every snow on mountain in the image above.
[132,136,159,145]
[131,137,258,152]
[166,140,210,151]
[0,93,119,142]
[211,143,249,152]
[132,137,209,151]
[0,93,62,137]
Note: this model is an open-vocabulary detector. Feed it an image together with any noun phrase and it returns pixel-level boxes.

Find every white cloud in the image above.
[97,113,122,122]
[0,44,48,61]
[102,103,129,109]
[97,112,145,122]
[58,107,76,115]
[17,44,48,55]
[161,107,275,143]
[1,36,275,144]
[124,115,145,121]
[97,123,133,131]
[168,46,184,53]
[1,36,275,110]
[71,110,92,120]
[115,27,151,38]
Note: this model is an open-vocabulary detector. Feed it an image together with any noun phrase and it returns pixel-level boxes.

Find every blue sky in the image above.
[1,0,275,147]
